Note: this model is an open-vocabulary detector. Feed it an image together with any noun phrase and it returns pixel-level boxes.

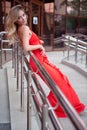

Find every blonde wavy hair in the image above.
[6,5,25,45]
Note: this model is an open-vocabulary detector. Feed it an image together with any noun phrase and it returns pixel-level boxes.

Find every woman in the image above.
[6,5,86,118]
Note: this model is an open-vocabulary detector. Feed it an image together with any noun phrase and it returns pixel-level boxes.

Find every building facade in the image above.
[0,0,87,47]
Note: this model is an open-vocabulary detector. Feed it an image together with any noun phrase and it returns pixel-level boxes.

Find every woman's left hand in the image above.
[40,40,44,44]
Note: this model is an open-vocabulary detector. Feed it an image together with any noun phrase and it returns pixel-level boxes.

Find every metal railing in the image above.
[62,33,87,68]
[20,50,62,130]
[0,31,12,68]
[0,31,87,130]
[13,42,87,130]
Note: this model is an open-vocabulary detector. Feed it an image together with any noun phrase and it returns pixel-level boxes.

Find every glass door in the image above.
[31,2,43,36]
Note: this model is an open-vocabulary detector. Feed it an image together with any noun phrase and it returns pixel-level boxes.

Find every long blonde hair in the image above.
[6,5,25,45]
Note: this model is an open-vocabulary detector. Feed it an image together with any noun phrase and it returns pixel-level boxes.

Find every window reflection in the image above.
[55,0,66,15]
[66,17,78,33]
[54,15,65,37]
[32,3,39,35]
[44,2,54,13]
[67,0,79,16]
[80,0,87,16]
[78,18,87,34]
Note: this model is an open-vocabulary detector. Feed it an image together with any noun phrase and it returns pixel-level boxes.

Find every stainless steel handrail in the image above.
[29,51,87,130]
[15,42,87,130]
[0,31,12,68]
[23,55,63,130]
[62,34,87,67]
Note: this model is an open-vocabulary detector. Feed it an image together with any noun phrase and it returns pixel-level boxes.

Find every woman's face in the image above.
[16,10,27,26]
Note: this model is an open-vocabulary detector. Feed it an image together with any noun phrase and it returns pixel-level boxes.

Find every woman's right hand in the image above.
[39,45,45,51]
[39,45,46,56]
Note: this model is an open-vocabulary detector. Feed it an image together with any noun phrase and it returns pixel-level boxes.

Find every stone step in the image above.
[0,68,11,130]
[3,49,87,130]
[7,67,55,130]
[7,65,87,130]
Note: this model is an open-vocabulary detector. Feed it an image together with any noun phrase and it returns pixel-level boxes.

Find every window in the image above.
[55,0,66,15]
[67,0,79,16]
[80,0,87,16]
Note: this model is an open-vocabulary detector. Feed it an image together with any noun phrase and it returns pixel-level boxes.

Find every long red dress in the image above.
[23,31,86,117]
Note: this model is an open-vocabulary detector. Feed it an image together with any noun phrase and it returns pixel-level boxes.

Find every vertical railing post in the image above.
[12,43,15,69]
[16,44,20,91]
[20,50,24,111]
[75,39,78,63]
[27,70,32,130]
[42,104,48,130]
[13,43,17,77]
[67,37,70,60]
[0,36,3,69]
[85,46,87,68]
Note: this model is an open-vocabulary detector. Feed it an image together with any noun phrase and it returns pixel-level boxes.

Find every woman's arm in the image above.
[20,25,45,52]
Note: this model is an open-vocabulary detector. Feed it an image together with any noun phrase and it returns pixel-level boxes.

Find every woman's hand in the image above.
[39,45,46,55]
[40,40,44,44]
[39,45,45,51]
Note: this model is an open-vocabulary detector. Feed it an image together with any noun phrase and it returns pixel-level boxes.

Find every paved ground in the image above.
[1,49,87,130]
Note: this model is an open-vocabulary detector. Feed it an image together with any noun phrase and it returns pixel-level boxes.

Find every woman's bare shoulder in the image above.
[18,25,32,39]
[20,25,29,32]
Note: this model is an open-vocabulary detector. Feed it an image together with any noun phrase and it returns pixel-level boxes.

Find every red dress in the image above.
[28,32,85,117]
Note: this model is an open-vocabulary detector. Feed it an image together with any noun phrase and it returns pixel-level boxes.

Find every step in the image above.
[3,51,87,130]
[7,67,54,130]
[7,67,42,130]
[0,68,11,130]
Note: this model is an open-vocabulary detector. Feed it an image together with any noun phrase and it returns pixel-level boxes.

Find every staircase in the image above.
[0,51,87,130]
[0,68,11,130]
